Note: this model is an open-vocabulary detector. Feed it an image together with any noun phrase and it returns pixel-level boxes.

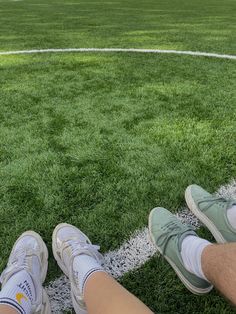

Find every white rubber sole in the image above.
[148,208,213,295]
[42,289,52,314]
[71,293,88,314]
[185,186,226,244]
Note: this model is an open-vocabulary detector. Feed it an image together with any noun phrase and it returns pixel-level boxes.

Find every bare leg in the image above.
[0,305,18,314]
[202,243,236,305]
[84,272,153,314]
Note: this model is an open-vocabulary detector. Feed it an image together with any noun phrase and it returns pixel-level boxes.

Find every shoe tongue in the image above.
[31,256,41,279]
[227,199,236,209]
[62,246,73,268]
[62,241,90,269]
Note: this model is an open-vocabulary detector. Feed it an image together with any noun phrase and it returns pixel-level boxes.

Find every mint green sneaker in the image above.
[185,184,236,243]
[149,207,213,294]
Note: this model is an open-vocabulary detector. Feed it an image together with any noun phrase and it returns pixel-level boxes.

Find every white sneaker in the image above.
[0,231,51,314]
[52,223,104,314]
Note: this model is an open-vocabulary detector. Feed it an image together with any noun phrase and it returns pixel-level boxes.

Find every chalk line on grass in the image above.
[0,48,236,60]
[46,180,236,313]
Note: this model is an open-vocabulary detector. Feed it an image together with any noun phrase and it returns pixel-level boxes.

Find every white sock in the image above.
[0,270,35,314]
[181,235,211,281]
[73,254,105,295]
[227,205,236,229]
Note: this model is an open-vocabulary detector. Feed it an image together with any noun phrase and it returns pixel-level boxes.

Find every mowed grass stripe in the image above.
[0,0,235,54]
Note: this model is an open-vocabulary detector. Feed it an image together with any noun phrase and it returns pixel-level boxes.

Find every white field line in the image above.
[46,180,236,313]
[0,48,236,60]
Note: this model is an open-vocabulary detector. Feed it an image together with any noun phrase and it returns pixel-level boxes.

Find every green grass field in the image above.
[0,0,236,312]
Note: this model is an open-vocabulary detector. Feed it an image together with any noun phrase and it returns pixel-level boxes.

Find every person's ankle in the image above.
[201,243,217,283]
[181,235,212,281]
[0,304,20,314]
[0,270,35,314]
[72,254,105,296]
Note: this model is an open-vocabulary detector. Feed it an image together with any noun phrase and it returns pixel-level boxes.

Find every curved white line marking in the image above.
[0,48,235,60]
